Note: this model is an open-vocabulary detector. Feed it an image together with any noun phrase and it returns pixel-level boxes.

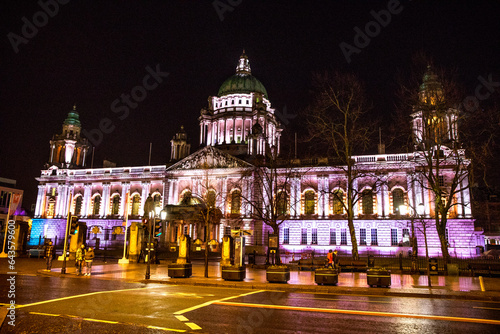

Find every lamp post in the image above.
[417,203,431,287]
[144,194,154,280]
[401,204,418,273]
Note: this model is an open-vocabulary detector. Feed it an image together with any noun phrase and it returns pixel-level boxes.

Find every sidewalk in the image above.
[7,257,496,302]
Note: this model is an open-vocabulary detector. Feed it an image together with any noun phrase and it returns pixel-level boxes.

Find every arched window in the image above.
[277,191,288,215]
[304,190,316,215]
[392,188,405,214]
[331,190,344,215]
[131,195,141,215]
[112,195,120,215]
[74,196,83,216]
[206,190,216,208]
[180,191,192,205]
[93,195,101,215]
[231,190,241,214]
[362,189,373,214]
[153,194,161,209]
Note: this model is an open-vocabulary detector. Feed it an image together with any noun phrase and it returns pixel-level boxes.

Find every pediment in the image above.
[167,146,253,170]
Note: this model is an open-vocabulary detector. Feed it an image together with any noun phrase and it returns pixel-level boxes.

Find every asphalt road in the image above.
[1,275,500,333]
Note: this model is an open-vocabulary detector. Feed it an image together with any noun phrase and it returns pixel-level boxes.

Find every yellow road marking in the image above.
[174,290,265,315]
[30,311,186,332]
[213,301,500,325]
[473,306,500,311]
[29,312,60,317]
[83,318,119,324]
[175,315,189,321]
[17,286,155,308]
[185,322,202,330]
[147,325,186,332]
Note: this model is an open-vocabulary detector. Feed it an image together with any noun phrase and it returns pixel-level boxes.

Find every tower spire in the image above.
[236,50,251,75]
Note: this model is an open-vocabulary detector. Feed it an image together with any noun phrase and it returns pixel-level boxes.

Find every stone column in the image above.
[461,177,472,218]
[140,181,151,216]
[35,185,45,217]
[55,184,62,217]
[82,183,91,217]
[406,173,414,214]
[121,182,130,218]
[382,183,390,218]
[102,183,111,217]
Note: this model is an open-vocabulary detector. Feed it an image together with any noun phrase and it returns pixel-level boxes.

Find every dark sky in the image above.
[1,1,499,210]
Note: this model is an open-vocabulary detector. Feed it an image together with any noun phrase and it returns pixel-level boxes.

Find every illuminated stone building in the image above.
[29,55,482,257]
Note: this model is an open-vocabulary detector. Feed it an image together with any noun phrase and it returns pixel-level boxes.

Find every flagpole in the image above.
[0,194,13,258]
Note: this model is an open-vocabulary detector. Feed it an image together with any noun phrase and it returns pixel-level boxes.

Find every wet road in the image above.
[1,275,500,333]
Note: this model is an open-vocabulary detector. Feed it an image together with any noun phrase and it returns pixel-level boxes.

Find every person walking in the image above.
[75,244,86,276]
[44,241,54,271]
[332,249,339,270]
[326,249,334,269]
[84,246,95,276]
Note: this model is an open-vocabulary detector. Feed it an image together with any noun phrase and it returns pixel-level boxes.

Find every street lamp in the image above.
[144,194,154,280]
[417,203,431,287]
[401,204,418,273]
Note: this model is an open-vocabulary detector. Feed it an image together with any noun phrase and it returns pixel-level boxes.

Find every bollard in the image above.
[479,276,486,292]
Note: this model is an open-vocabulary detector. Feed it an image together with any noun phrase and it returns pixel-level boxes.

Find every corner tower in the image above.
[410,66,459,151]
[47,105,90,168]
[170,125,191,161]
[198,51,282,157]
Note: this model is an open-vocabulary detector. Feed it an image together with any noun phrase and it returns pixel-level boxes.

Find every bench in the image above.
[468,263,500,277]
[295,258,367,272]
[339,259,367,272]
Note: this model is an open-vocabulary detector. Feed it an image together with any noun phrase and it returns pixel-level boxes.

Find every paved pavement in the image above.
[4,257,500,301]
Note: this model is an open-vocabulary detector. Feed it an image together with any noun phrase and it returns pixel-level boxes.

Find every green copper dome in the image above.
[63,105,81,127]
[218,74,268,98]
[419,65,443,93]
[217,51,268,98]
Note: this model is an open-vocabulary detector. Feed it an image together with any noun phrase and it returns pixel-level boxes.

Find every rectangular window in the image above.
[371,229,378,246]
[341,229,347,245]
[283,228,289,244]
[301,228,307,244]
[330,229,336,245]
[360,228,366,245]
[438,175,444,187]
[312,228,318,244]
[445,228,449,244]
[224,226,231,236]
[391,229,398,246]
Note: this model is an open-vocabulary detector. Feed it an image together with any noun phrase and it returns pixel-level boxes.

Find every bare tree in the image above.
[396,62,470,263]
[306,71,373,260]
[182,164,224,278]
[232,154,303,265]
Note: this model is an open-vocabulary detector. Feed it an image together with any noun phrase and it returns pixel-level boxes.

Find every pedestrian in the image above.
[326,249,334,269]
[75,244,86,276]
[333,250,339,269]
[44,241,54,271]
[84,246,95,276]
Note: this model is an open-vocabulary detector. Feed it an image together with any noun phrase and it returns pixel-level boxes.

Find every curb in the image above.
[36,269,500,302]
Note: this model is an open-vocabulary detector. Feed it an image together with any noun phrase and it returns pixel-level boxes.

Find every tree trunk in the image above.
[436,216,450,264]
[347,215,359,260]
[272,224,281,265]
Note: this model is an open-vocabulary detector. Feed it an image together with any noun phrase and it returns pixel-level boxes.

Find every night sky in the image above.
[1,1,499,211]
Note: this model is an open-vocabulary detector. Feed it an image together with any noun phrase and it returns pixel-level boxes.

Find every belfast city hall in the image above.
[28,52,482,259]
